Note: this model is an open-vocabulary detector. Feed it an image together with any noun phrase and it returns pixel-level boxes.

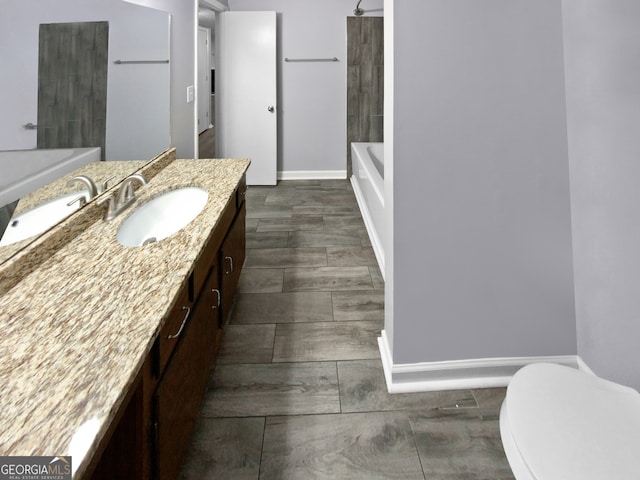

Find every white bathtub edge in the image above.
[0,147,101,207]
[351,174,385,280]
[378,331,581,393]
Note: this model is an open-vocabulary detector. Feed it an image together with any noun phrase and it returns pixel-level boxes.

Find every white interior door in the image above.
[216,11,277,185]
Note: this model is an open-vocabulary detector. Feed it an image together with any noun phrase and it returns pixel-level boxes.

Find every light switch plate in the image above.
[187,85,195,103]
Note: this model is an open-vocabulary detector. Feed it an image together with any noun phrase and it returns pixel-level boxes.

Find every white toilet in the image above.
[500,363,640,480]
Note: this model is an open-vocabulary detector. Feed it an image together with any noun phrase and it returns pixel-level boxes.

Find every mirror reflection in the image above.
[0,0,171,262]
[0,159,149,263]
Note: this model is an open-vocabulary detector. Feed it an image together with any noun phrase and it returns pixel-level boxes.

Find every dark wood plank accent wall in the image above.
[347,17,384,177]
[37,22,109,159]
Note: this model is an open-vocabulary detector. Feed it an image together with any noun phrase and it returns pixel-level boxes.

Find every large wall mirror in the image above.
[0,0,171,263]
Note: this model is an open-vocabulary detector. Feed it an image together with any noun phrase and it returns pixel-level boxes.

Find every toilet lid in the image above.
[505,363,640,480]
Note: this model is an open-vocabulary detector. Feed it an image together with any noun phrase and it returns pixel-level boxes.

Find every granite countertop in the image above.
[0,158,250,478]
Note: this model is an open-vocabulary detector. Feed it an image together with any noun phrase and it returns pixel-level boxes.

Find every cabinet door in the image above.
[221,204,246,325]
[154,272,218,480]
[156,286,191,377]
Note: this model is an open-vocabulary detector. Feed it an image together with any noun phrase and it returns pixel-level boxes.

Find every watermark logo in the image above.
[0,456,71,480]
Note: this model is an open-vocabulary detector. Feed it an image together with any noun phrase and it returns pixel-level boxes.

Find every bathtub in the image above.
[351,142,385,279]
[0,147,101,207]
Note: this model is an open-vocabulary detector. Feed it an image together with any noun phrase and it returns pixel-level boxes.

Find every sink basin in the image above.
[0,190,90,246]
[116,187,208,247]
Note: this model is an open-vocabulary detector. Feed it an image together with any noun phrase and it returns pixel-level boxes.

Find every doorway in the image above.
[197,23,215,158]
[197,0,224,159]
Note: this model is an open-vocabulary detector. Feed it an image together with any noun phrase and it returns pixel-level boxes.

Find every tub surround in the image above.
[0,156,250,478]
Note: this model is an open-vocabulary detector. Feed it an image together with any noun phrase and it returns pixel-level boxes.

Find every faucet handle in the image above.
[99,175,116,194]
[117,174,148,205]
[66,195,87,209]
[97,193,117,221]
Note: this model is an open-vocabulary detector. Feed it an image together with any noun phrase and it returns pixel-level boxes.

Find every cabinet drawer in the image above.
[156,285,191,376]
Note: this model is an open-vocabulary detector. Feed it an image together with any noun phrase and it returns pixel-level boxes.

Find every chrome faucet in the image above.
[67,175,99,199]
[98,174,148,221]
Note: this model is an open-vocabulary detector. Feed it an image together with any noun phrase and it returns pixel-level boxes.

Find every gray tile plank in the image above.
[245,204,293,219]
[256,215,324,232]
[293,205,360,215]
[288,230,364,248]
[370,265,385,289]
[237,268,284,294]
[260,412,425,480]
[272,321,381,362]
[231,292,334,324]
[332,290,385,322]
[408,414,515,480]
[245,247,327,268]
[203,362,340,417]
[323,214,366,231]
[327,246,377,267]
[283,266,373,292]
[178,417,264,480]
[246,231,289,249]
[217,324,275,364]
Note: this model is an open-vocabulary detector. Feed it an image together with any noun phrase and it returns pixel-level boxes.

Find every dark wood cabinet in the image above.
[154,261,219,480]
[87,174,246,480]
[221,205,245,325]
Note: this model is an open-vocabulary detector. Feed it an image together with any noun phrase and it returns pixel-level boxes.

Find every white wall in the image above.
[563,0,640,390]
[388,0,576,367]
[228,0,383,176]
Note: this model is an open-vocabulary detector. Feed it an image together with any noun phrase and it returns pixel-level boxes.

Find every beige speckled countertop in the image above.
[0,157,250,478]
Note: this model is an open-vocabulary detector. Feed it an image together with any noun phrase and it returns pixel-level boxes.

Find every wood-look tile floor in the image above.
[179,180,515,480]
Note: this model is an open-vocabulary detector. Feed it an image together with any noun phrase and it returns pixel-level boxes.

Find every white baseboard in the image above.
[278,170,347,180]
[378,330,582,393]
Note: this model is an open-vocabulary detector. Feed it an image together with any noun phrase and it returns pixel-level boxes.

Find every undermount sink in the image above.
[116,187,208,247]
[0,190,90,246]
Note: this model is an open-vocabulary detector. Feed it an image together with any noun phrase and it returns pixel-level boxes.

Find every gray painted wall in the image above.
[390,0,576,364]
[563,0,640,390]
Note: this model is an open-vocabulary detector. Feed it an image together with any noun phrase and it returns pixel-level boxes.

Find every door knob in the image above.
[268,105,275,113]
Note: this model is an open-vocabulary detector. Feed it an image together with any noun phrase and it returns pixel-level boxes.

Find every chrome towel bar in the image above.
[113,59,170,65]
[284,57,339,62]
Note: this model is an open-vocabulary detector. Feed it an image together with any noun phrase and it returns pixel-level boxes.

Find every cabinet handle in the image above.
[225,256,234,274]
[211,288,221,309]
[167,306,190,339]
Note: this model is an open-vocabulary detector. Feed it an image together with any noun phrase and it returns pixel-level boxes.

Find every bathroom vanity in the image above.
[0,150,250,479]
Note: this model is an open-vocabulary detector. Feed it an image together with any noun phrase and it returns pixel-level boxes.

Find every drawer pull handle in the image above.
[167,306,190,339]
[225,256,234,274]
[212,288,221,309]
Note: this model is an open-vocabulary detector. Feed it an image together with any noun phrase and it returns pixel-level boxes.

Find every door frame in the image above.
[197,26,211,135]
[195,0,228,157]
